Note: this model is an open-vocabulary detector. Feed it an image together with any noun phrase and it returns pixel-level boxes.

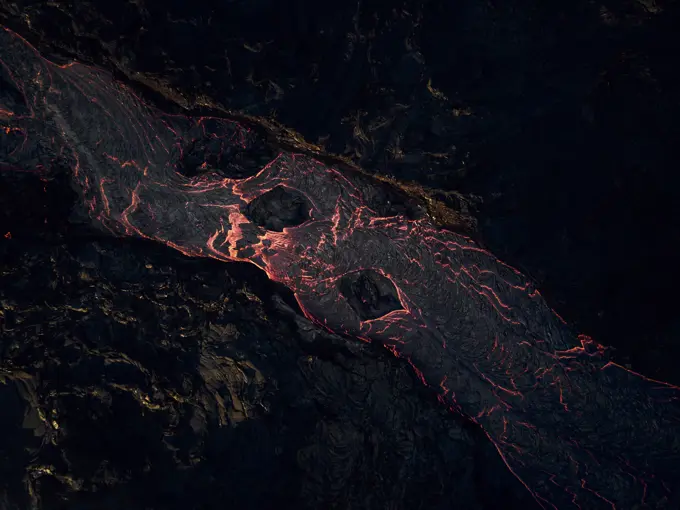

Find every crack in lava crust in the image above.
[1,26,679,509]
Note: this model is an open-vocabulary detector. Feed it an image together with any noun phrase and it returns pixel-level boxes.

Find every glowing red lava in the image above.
[1,25,679,509]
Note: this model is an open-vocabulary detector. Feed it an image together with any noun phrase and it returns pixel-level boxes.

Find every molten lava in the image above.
[1,26,678,509]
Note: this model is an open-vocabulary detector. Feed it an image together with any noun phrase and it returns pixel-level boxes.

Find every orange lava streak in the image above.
[2,23,680,509]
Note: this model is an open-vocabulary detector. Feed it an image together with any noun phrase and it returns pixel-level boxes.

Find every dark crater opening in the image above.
[246,186,311,232]
[176,118,276,179]
[338,270,402,321]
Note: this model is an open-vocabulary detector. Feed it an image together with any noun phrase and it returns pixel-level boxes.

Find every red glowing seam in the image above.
[3,24,678,508]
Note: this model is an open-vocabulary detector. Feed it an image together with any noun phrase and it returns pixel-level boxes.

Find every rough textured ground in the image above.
[1,0,679,384]
[0,170,540,510]
[1,0,679,508]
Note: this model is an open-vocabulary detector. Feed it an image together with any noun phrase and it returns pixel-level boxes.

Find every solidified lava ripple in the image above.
[1,25,679,509]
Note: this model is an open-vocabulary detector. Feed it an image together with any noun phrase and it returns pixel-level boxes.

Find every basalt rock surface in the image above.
[1,1,680,509]
[1,0,678,385]
[0,168,539,510]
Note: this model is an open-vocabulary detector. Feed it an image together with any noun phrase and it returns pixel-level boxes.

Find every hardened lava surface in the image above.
[3,0,679,390]
[1,218,534,510]
[1,26,679,509]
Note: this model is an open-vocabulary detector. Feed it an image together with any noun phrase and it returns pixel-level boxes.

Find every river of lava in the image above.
[1,26,679,509]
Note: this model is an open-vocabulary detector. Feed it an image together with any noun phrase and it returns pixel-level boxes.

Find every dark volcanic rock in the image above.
[338,270,402,321]
[0,171,539,510]
[176,119,276,179]
[1,0,680,508]
[0,0,678,386]
[246,186,312,231]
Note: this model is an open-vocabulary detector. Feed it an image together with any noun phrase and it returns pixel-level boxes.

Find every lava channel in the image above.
[2,25,679,509]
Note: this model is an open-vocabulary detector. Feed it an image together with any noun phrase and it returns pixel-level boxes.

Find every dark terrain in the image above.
[1,0,679,508]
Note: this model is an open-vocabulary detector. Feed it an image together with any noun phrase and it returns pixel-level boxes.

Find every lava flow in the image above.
[2,26,679,509]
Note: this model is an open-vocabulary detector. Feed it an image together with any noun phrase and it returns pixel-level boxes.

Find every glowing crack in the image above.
[1,25,679,509]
